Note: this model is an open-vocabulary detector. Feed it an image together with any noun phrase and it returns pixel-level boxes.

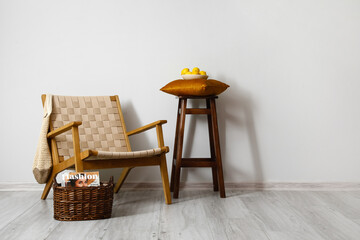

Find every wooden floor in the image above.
[0,189,360,240]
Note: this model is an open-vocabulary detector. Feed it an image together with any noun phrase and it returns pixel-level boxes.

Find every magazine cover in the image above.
[63,171,100,187]
[56,170,74,187]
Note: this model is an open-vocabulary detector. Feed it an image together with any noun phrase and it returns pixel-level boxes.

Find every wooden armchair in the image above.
[40,95,171,204]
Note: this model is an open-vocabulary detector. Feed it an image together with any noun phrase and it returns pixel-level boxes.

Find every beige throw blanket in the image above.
[33,94,53,183]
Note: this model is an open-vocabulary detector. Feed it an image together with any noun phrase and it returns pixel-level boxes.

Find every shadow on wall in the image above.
[180,78,264,184]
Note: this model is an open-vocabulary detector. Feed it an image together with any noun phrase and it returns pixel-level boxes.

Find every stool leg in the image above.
[210,98,226,198]
[211,168,219,192]
[207,99,219,192]
[173,98,187,198]
[170,100,182,192]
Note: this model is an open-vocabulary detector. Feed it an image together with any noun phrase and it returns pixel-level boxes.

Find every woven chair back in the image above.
[50,96,129,160]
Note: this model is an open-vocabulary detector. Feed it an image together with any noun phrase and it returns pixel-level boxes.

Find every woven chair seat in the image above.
[85,147,166,161]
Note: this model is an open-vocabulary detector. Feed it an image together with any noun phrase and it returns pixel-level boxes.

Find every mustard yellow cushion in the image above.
[160,79,229,96]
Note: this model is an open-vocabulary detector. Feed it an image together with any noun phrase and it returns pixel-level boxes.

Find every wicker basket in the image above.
[53,176,114,221]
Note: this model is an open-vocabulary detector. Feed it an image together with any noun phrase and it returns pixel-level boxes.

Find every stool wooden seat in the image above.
[170,95,226,198]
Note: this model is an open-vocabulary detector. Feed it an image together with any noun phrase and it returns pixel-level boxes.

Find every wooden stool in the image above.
[170,95,226,198]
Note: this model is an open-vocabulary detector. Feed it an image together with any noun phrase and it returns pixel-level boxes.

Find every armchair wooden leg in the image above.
[114,167,132,193]
[160,155,172,204]
[41,171,57,200]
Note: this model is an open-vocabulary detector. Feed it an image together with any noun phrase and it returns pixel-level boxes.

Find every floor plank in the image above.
[315,191,360,220]
[159,191,213,240]
[0,191,40,230]
[241,191,326,240]
[0,197,59,240]
[0,189,360,240]
[101,190,162,240]
[276,191,360,240]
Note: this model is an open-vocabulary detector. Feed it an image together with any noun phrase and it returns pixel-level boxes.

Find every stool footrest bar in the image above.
[181,158,217,167]
[185,109,211,115]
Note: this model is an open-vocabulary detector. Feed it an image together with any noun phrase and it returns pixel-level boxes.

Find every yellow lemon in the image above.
[181,68,190,75]
[192,67,200,74]
[185,71,192,75]
[200,71,207,75]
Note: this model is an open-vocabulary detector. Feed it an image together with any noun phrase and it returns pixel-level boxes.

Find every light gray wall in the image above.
[1,0,360,183]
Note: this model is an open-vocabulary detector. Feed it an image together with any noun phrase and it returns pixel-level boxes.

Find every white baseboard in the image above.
[1,182,360,191]
[0,182,44,191]
[119,182,360,191]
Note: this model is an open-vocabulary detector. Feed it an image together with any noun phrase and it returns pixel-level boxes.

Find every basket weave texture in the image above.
[53,177,114,221]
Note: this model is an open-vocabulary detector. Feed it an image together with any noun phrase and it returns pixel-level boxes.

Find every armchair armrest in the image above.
[127,120,167,148]
[47,121,82,138]
[127,120,167,136]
